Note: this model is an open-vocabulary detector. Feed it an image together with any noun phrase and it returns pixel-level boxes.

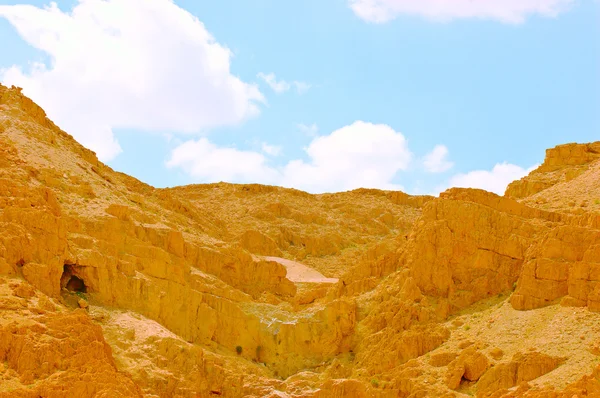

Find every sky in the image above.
[0,0,598,195]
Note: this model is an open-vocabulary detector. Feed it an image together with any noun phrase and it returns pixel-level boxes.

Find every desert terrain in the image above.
[1,83,600,397]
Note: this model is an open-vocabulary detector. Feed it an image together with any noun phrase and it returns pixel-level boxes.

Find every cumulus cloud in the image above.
[281,121,411,192]
[423,145,453,173]
[166,138,279,184]
[167,121,413,193]
[257,72,310,94]
[349,0,574,24]
[0,0,264,161]
[448,162,538,195]
[168,123,537,196]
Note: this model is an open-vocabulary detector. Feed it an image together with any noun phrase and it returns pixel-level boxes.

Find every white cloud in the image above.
[297,123,319,137]
[257,72,310,94]
[448,162,538,195]
[423,144,453,173]
[167,121,414,193]
[0,0,264,161]
[349,0,574,24]
[166,138,279,183]
[281,121,411,192]
[261,142,282,156]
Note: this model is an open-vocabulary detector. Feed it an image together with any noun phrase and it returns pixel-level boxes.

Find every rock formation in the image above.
[1,83,600,397]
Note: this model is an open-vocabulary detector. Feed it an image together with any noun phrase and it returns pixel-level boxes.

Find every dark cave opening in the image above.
[66,275,87,293]
[60,264,87,293]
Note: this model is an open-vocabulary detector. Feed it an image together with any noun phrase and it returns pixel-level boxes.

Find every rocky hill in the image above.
[0,83,599,397]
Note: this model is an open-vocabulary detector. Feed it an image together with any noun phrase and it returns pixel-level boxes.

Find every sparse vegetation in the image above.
[371,379,379,388]
[464,325,471,331]
[235,346,242,355]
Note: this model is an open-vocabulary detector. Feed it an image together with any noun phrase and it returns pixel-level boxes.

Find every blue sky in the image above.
[0,0,598,194]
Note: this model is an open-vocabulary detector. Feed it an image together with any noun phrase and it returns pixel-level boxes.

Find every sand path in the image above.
[264,257,339,284]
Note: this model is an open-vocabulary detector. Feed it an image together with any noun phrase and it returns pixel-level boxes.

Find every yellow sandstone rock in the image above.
[1,83,600,397]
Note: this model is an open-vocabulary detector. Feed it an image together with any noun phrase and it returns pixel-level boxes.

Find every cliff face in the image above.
[506,142,600,211]
[1,83,600,397]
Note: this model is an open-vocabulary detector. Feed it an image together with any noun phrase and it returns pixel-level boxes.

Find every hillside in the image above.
[0,83,599,397]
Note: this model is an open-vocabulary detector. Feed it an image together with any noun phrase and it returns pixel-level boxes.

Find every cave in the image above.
[61,264,88,293]
[66,275,87,293]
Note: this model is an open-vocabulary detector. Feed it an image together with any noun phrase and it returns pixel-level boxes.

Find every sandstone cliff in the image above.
[1,83,600,397]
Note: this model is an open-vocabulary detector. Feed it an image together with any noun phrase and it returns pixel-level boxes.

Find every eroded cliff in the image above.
[1,83,599,397]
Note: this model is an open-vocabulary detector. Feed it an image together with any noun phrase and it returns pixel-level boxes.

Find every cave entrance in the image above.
[60,264,87,293]
[66,275,87,293]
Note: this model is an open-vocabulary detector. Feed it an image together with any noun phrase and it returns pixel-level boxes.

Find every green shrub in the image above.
[236,346,242,355]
